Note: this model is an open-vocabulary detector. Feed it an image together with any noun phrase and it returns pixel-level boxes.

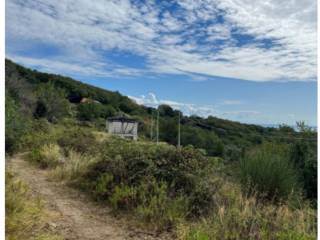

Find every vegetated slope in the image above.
[5,58,309,159]
[21,125,317,239]
[5,59,317,239]
[8,155,170,240]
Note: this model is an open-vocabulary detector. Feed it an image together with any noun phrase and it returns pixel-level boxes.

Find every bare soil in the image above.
[8,155,173,240]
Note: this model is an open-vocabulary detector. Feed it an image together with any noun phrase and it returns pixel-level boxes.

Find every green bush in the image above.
[239,143,299,201]
[134,180,188,230]
[76,138,220,228]
[34,82,71,122]
[57,127,101,154]
[5,95,31,154]
[77,102,115,121]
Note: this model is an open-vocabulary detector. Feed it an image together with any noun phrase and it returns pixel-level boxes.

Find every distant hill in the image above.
[5,59,308,159]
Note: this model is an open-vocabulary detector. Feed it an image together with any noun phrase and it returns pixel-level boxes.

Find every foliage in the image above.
[6,59,309,158]
[181,126,224,157]
[239,143,299,201]
[34,83,71,122]
[56,127,101,154]
[5,59,318,237]
[77,102,116,121]
[65,138,221,229]
[290,122,317,201]
[5,95,31,153]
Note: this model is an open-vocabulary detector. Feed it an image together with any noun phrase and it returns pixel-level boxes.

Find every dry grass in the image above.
[5,169,63,240]
[176,182,316,240]
[50,150,96,181]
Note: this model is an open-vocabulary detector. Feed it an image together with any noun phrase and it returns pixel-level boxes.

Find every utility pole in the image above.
[178,111,181,148]
[156,108,159,144]
[150,111,154,141]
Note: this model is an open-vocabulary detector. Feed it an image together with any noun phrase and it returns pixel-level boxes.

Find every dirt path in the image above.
[8,155,172,240]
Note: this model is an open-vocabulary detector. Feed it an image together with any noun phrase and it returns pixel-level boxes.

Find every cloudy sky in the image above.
[6,0,317,125]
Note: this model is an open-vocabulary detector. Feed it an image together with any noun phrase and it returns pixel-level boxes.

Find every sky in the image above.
[5,0,317,126]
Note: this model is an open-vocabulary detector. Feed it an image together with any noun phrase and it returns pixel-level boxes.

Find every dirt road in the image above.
[8,155,172,240]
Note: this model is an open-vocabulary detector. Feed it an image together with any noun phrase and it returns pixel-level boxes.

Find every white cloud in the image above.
[221,100,244,105]
[8,55,146,78]
[128,93,309,125]
[129,92,217,117]
[6,0,317,81]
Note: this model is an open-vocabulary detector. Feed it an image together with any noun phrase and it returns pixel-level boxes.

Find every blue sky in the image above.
[6,0,317,125]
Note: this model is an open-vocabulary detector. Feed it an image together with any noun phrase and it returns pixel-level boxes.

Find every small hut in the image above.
[106,115,138,140]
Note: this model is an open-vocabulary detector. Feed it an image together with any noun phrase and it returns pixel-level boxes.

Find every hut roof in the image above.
[107,115,137,123]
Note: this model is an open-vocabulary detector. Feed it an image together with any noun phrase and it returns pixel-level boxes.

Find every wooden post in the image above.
[150,111,154,141]
[156,108,159,144]
[178,111,181,148]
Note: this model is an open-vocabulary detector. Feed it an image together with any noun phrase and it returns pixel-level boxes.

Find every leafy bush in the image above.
[290,140,317,201]
[5,95,31,154]
[134,180,188,230]
[239,143,299,201]
[34,82,71,122]
[20,119,58,150]
[75,138,220,229]
[57,127,101,154]
[77,102,115,121]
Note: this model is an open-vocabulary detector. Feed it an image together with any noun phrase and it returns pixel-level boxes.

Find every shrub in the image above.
[77,102,115,121]
[239,143,299,201]
[50,150,97,181]
[5,95,30,154]
[28,144,63,168]
[109,184,138,211]
[57,128,100,154]
[77,138,221,229]
[134,180,188,230]
[20,119,61,151]
[34,82,71,122]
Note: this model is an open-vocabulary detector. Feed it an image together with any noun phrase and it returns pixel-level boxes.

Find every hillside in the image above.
[5,59,309,158]
[5,59,317,239]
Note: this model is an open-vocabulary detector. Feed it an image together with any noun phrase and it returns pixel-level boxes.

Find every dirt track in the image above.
[8,155,172,240]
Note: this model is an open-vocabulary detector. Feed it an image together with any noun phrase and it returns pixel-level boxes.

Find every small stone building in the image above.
[106,116,138,140]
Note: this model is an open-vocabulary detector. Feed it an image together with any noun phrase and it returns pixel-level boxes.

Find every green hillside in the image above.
[5,59,317,239]
[6,59,310,157]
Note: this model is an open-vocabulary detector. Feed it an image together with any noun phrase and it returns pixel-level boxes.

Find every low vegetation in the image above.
[23,128,316,238]
[239,143,299,201]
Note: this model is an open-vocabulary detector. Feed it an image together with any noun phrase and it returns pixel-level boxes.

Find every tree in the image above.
[77,103,115,121]
[34,83,71,122]
[5,95,29,153]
